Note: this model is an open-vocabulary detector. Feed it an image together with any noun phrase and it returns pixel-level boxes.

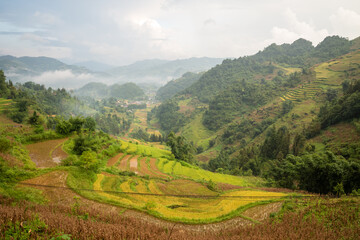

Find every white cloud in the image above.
[27,70,96,89]
[263,9,329,47]
[330,7,360,39]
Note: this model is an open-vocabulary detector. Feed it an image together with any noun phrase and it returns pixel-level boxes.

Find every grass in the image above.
[119,140,172,159]
[157,158,265,187]
[180,112,214,149]
[0,98,14,113]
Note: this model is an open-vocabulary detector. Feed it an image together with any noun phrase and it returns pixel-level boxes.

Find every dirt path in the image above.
[26,138,68,168]
[19,170,283,234]
[107,152,124,167]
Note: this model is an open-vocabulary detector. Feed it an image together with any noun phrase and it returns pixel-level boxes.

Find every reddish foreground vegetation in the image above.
[1,195,359,240]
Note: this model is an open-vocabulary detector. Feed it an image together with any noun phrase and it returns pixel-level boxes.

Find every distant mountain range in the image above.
[72,61,115,72]
[107,57,224,85]
[0,55,223,89]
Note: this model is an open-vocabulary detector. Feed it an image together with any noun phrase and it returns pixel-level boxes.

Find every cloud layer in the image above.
[0,0,359,65]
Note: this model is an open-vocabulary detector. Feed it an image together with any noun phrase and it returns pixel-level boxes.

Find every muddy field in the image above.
[26,138,68,168]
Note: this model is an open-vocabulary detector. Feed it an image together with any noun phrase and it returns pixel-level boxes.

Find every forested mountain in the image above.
[0,55,93,76]
[149,35,360,192]
[107,57,223,85]
[0,55,113,89]
[74,82,145,100]
[156,72,202,101]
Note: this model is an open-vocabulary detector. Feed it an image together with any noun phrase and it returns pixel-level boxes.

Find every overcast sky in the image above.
[0,0,360,66]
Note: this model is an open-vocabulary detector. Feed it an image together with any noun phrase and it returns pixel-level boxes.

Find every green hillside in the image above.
[156,72,202,101]
[150,36,360,194]
[75,82,145,100]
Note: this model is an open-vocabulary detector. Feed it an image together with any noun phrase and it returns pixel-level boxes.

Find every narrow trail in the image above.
[20,170,283,234]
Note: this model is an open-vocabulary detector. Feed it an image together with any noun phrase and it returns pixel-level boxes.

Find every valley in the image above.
[1,35,360,239]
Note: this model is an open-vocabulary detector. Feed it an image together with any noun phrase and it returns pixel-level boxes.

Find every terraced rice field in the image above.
[26,138,68,168]
[106,152,124,167]
[93,173,285,223]
[280,50,360,102]
[91,142,285,223]
[0,98,14,113]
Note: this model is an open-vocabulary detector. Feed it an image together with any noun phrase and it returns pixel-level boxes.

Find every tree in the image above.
[166,132,194,163]
[78,150,99,171]
[84,117,96,132]
[261,126,290,160]
[69,116,85,133]
[28,111,41,126]
[0,70,7,96]
[292,133,306,156]
[55,119,72,135]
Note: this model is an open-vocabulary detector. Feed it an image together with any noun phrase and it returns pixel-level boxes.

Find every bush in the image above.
[0,136,11,153]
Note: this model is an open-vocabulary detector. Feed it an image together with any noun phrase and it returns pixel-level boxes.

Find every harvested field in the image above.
[26,138,68,168]
[129,155,139,173]
[16,170,285,235]
[149,158,168,178]
[118,155,132,170]
[106,152,124,167]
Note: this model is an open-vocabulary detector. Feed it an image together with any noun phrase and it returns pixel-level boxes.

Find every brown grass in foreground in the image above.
[1,196,359,240]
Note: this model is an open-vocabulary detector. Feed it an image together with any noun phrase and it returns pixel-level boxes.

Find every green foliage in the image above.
[3,214,48,239]
[166,132,195,163]
[0,136,11,153]
[266,152,360,194]
[312,35,351,61]
[156,72,202,101]
[292,133,306,156]
[72,132,111,155]
[184,58,275,103]
[260,126,290,160]
[222,118,274,145]
[28,111,42,126]
[319,80,360,129]
[203,80,276,130]
[75,82,145,100]
[153,100,186,133]
[55,118,72,135]
[281,100,294,115]
[78,150,99,171]
[69,116,85,133]
[109,82,145,99]
[84,116,96,131]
